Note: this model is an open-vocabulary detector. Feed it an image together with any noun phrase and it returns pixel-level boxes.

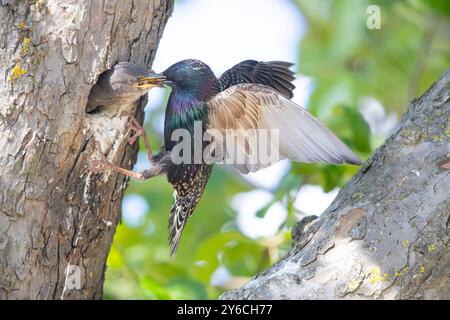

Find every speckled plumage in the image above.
[160,59,297,256]
[163,82,212,256]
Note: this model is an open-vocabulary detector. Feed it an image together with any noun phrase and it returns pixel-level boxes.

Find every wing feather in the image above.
[206,84,361,174]
[216,60,296,98]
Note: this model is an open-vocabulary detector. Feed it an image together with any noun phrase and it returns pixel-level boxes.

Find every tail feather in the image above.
[167,164,213,257]
[168,191,196,256]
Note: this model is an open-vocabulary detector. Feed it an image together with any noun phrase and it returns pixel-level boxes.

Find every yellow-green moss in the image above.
[445,117,450,138]
[402,239,410,248]
[9,64,27,81]
[22,37,30,54]
[368,267,388,284]
[351,191,364,200]
[427,243,437,253]
[395,267,408,277]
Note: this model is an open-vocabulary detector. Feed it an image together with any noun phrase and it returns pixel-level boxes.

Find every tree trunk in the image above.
[222,69,450,300]
[0,0,173,300]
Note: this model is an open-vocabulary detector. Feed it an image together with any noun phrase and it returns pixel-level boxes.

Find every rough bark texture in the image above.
[0,0,173,299]
[222,69,450,300]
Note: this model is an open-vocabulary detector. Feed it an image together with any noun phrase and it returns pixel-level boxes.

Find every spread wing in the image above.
[206,84,361,174]
[216,60,296,98]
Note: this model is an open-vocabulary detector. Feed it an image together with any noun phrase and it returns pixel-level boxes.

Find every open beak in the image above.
[136,72,167,89]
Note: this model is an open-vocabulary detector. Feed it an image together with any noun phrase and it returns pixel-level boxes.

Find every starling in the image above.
[89,59,361,256]
[86,62,165,113]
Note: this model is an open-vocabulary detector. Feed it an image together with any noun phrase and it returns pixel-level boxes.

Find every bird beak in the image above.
[136,73,167,89]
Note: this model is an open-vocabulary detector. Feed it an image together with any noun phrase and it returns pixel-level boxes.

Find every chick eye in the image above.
[129,77,137,84]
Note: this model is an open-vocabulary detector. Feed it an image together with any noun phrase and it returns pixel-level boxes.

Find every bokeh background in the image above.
[103,0,449,299]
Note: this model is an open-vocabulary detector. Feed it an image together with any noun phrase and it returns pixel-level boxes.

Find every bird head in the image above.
[158,59,217,99]
[109,62,167,96]
[86,62,168,113]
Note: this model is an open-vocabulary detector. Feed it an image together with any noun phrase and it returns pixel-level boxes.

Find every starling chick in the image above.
[86,62,165,113]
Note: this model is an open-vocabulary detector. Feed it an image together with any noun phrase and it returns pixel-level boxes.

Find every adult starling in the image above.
[90,59,361,256]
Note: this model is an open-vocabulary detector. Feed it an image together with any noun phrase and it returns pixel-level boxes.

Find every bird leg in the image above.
[88,141,169,180]
[125,113,153,162]
[88,142,145,179]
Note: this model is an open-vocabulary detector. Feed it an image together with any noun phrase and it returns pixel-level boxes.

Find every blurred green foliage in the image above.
[104,0,449,299]
[296,0,449,115]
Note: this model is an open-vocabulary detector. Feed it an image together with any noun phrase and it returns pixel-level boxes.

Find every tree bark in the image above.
[222,69,450,300]
[0,0,173,299]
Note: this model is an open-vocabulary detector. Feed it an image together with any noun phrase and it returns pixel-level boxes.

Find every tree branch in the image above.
[222,68,450,300]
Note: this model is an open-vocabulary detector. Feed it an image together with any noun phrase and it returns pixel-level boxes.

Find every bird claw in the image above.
[123,112,144,146]
[88,141,113,173]
[88,159,112,173]
[121,111,154,162]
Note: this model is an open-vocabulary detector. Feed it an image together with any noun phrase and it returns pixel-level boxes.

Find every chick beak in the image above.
[136,72,167,89]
